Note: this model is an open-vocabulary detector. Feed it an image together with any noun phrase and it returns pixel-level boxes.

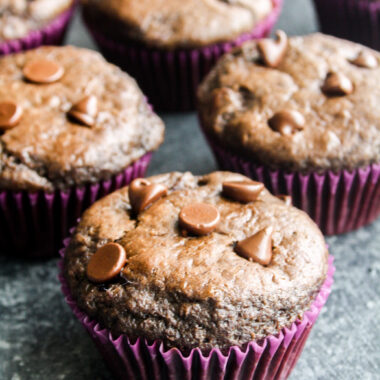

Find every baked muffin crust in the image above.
[0,46,165,191]
[0,0,73,42]
[198,33,380,171]
[64,171,328,350]
[82,0,273,48]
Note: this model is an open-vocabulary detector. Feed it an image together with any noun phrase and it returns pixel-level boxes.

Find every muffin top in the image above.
[0,0,73,42]
[82,0,274,48]
[198,33,380,172]
[0,46,164,191]
[64,171,328,350]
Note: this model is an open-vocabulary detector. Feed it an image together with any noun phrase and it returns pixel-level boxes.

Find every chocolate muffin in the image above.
[0,46,164,257]
[0,0,76,55]
[81,0,283,110]
[82,0,274,49]
[0,46,164,190]
[63,171,329,352]
[313,0,380,51]
[0,0,74,42]
[198,32,380,234]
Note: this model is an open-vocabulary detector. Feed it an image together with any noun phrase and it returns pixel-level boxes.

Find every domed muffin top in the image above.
[0,46,164,191]
[64,171,328,350]
[0,0,73,42]
[198,33,380,171]
[82,0,274,48]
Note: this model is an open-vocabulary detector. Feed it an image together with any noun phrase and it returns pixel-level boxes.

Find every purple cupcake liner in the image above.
[201,128,380,236]
[0,1,77,56]
[59,234,334,380]
[313,0,380,50]
[82,0,283,111]
[0,153,152,258]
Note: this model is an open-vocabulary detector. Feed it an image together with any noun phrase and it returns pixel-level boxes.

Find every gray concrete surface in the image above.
[1,0,379,379]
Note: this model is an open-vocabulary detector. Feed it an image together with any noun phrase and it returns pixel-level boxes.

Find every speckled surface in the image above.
[0,1,379,379]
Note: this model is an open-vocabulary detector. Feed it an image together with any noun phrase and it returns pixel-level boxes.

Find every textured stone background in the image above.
[1,0,380,379]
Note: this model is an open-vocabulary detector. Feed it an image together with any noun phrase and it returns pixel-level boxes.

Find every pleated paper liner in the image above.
[0,153,152,258]
[201,128,380,236]
[313,0,380,51]
[59,234,334,380]
[82,0,283,112]
[0,2,77,56]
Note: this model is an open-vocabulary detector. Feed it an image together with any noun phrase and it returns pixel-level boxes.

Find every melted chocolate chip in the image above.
[68,95,98,127]
[87,242,127,283]
[0,102,22,130]
[235,227,273,265]
[257,30,288,68]
[129,178,168,214]
[322,72,353,96]
[350,51,378,69]
[268,110,305,136]
[179,203,220,236]
[222,180,264,203]
[23,59,64,84]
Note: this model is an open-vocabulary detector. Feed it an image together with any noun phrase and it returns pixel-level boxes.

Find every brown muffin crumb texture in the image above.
[0,46,164,191]
[198,33,380,172]
[82,0,274,48]
[0,0,73,42]
[64,171,328,351]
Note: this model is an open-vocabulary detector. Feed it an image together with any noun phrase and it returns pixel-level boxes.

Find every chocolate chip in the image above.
[68,111,94,127]
[23,59,64,84]
[179,203,220,236]
[268,110,305,136]
[0,102,22,130]
[350,51,378,69]
[257,30,288,68]
[235,227,273,265]
[322,72,353,96]
[222,180,264,203]
[87,242,127,283]
[128,178,168,214]
[276,195,292,206]
[68,95,98,127]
